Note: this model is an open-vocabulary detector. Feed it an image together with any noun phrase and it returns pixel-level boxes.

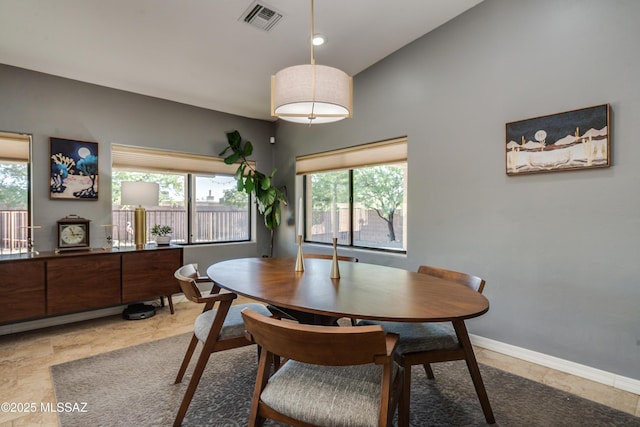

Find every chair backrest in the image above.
[304,253,359,262]
[174,264,204,302]
[417,265,486,293]
[241,308,392,366]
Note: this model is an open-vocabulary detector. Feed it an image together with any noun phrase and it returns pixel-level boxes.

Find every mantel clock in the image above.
[56,215,91,253]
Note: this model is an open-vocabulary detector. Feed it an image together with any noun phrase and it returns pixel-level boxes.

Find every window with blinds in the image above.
[111,145,251,246]
[0,132,31,254]
[297,137,407,252]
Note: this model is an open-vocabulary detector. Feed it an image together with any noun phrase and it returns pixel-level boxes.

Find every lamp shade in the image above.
[121,182,159,207]
[272,64,352,124]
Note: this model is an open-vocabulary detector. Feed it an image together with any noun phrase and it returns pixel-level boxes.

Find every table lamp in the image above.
[121,182,159,249]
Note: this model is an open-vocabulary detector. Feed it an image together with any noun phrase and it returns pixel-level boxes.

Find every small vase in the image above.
[155,236,171,246]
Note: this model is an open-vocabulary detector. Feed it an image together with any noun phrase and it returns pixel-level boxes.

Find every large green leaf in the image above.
[244,176,254,194]
[258,187,276,207]
[261,176,271,190]
[226,130,241,149]
[234,164,244,181]
[272,202,281,227]
[243,140,253,157]
[224,151,240,165]
[264,203,281,230]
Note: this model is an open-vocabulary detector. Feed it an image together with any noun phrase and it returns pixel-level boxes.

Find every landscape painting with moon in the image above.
[505,104,609,175]
[50,137,99,200]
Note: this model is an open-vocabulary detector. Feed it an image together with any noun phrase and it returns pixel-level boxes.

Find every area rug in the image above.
[51,333,639,427]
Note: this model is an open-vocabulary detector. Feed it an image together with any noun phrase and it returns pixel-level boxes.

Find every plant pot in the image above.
[155,236,171,246]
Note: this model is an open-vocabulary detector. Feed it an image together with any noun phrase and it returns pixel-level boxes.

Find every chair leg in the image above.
[174,335,199,384]
[422,363,435,379]
[453,320,496,424]
[173,342,214,427]
[397,363,411,427]
[174,300,232,426]
[249,351,272,427]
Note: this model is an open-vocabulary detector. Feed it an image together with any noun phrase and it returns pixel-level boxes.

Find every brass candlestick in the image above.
[295,235,305,272]
[330,237,340,279]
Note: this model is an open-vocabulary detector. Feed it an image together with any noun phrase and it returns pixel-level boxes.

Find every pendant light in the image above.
[271,0,353,124]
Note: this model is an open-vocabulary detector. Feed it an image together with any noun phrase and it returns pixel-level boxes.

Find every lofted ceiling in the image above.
[0,0,483,121]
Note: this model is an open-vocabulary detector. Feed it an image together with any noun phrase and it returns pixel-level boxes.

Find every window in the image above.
[193,175,250,243]
[111,145,250,246]
[0,132,30,255]
[298,137,407,252]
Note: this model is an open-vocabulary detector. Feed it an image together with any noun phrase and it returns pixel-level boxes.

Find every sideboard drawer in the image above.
[47,254,121,315]
[0,260,45,323]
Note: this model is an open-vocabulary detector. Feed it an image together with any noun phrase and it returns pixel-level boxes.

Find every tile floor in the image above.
[0,297,638,426]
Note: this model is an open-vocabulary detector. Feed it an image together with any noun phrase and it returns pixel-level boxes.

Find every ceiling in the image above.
[0,0,483,121]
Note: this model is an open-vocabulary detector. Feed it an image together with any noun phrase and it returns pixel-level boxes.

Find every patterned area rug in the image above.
[51,333,640,427]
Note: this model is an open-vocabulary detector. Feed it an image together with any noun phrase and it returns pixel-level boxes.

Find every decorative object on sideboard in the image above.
[121,182,159,250]
[55,215,91,253]
[50,137,99,200]
[16,225,41,256]
[506,104,610,175]
[101,224,118,251]
[151,224,172,246]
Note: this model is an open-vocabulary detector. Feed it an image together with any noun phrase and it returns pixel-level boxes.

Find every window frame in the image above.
[111,145,252,246]
[0,132,32,255]
[190,173,252,245]
[298,137,407,254]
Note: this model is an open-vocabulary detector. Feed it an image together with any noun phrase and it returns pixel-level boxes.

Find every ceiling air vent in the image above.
[240,1,284,32]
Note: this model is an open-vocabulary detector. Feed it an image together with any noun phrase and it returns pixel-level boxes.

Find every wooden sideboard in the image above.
[0,246,183,325]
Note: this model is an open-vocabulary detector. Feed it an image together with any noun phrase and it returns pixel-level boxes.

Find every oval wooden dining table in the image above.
[207,257,496,425]
[206,256,490,323]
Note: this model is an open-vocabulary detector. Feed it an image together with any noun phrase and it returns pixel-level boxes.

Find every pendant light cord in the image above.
[309,0,316,124]
[310,0,315,65]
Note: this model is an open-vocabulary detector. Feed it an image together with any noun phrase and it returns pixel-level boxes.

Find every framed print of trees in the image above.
[50,137,99,200]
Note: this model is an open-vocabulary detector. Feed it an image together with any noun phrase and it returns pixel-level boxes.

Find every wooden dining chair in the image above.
[358,265,495,426]
[172,264,272,427]
[241,307,403,427]
[267,253,359,325]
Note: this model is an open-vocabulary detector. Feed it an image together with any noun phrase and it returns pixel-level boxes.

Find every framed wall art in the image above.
[506,104,610,175]
[50,137,99,200]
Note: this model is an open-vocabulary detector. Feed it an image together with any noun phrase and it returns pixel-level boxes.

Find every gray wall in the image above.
[0,64,276,266]
[273,0,640,380]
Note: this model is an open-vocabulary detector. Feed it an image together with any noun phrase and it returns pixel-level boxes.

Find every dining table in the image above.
[206,256,494,423]
[206,256,490,322]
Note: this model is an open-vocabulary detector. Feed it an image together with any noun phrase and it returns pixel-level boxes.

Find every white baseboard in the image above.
[0,306,126,335]
[470,334,640,396]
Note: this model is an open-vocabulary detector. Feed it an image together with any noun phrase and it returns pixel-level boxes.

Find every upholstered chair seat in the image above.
[260,362,389,427]
[194,303,271,342]
[357,320,458,354]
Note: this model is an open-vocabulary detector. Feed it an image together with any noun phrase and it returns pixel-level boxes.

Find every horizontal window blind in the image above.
[112,144,252,175]
[296,136,407,175]
[0,132,30,162]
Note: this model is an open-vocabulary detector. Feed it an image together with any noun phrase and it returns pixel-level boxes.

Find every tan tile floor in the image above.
[0,297,638,426]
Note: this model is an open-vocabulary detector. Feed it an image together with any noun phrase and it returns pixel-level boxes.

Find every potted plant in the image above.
[150,224,172,245]
[220,130,287,257]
